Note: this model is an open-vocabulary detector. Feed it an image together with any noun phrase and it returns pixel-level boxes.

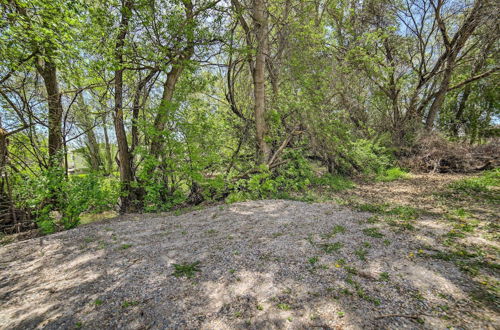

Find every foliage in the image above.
[13,171,119,234]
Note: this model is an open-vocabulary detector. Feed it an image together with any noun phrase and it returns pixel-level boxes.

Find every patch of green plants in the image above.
[121,300,139,308]
[15,170,120,234]
[311,173,355,192]
[362,227,384,238]
[93,299,103,306]
[354,247,368,261]
[119,244,132,250]
[321,225,346,238]
[376,167,409,182]
[277,303,291,311]
[379,272,390,281]
[320,242,343,254]
[445,169,499,203]
[172,261,201,278]
[356,203,389,213]
[308,256,319,265]
[387,205,420,220]
[346,275,381,305]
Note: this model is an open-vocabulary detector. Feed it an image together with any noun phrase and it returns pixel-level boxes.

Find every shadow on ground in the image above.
[0,199,498,329]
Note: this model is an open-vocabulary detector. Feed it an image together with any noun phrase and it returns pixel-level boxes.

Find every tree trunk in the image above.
[149,65,184,158]
[37,60,63,167]
[102,112,113,175]
[114,0,138,213]
[252,0,271,164]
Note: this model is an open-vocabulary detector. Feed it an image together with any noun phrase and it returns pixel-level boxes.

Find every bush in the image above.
[13,170,119,234]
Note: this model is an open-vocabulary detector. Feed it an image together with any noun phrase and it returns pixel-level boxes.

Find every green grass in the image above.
[312,174,355,191]
[354,247,368,261]
[445,169,499,203]
[172,261,201,278]
[320,242,343,254]
[277,303,291,311]
[362,227,384,238]
[121,300,139,308]
[376,167,409,182]
[321,225,346,238]
[308,256,319,265]
[119,244,132,250]
[379,272,390,281]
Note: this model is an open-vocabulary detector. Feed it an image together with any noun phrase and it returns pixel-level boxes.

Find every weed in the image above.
[119,244,132,250]
[93,299,103,306]
[366,216,380,224]
[337,311,345,317]
[379,272,390,281]
[355,248,368,261]
[172,261,201,278]
[356,203,388,213]
[206,229,217,235]
[340,288,353,295]
[308,256,319,265]
[320,242,343,254]
[256,304,264,311]
[277,303,291,311]
[363,227,384,238]
[272,232,284,238]
[122,300,139,308]
[383,239,391,246]
[321,225,346,238]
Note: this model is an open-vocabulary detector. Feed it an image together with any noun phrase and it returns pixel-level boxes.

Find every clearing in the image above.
[0,173,498,329]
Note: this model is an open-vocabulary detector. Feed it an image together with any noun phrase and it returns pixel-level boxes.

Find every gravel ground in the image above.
[0,198,498,329]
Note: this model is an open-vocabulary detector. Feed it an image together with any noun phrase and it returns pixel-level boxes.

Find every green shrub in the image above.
[13,170,119,234]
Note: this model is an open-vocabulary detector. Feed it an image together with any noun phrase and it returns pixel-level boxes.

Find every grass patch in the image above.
[121,300,139,308]
[376,167,409,182]
[172,261,201,278]
[277,303,291,311]
[320,242,343,254]
[444,169,499,203]
[362,227,384,238]
[321,225,346,238]
[311,174,355,191]
[354,247,368,261]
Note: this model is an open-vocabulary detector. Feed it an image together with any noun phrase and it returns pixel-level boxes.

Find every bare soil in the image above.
[0,174,498,329]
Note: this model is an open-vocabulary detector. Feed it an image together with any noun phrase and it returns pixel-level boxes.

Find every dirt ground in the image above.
[0,173,498,329]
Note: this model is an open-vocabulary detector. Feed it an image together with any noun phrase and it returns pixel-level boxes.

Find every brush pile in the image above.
[400,134,500,173]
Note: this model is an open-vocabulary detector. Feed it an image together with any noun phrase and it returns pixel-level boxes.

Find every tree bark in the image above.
[252,0,271,164]
[113,0,138,213]
[37,60,63,167]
